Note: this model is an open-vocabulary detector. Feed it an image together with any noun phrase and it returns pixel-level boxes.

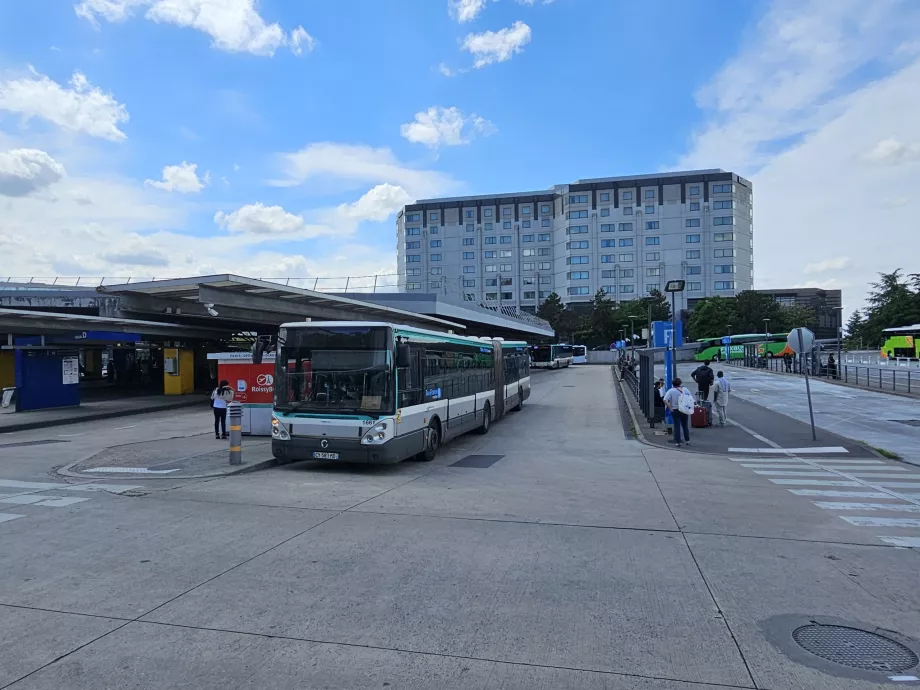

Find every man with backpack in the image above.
[663,377,694,448]
[691,360,715,401]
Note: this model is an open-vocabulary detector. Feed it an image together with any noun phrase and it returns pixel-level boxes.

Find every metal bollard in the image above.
[228,402,242,465]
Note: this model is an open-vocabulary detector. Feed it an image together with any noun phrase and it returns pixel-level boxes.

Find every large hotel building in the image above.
[396,169,753,314]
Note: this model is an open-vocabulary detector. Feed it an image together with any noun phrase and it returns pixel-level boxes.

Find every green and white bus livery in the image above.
[269,322,530,465]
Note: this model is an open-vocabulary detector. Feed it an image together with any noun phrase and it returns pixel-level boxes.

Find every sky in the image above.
[1,0,919,314]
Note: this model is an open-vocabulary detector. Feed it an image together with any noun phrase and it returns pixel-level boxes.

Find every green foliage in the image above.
[536,292,581,342]
[859,270,920,346]
[731,290,784,334]
[687,296,737,340]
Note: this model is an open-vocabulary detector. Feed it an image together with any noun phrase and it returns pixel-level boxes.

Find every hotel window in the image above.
[406,227,420,236]
[713,216,734,226]
[622,191,633,201]
[406,268,421,276]
[538,233,551,241]
[618,222,633,232]
[503,221,512,229]
[522,234,534,242]
[712,184,734,194]
[406,282,421,290]
[538,247,551,256]
[523,248,536,256]
[541,218,551,227]
[484,250,496,258]
[539,262,552,271]
[646,252,660,261]
[522,220,531,228]
[406,255,420,263]
[686,234,701,243]
[500,250,512,258]
[430,267,442,275]
[485,236,496,245]
[714,264,736,274]
[620,284,635,293]
[430,254,441,261]
[463,279,475,287]
[686,266,702,275]
[568,286,590,296]
[523,262,535,271]
[715,281,735,290]
[500,235,512,244]
[521,205,531,214]
[646,221,659,229]
[600,192,610,202]
[623,206,633,215]
[463,237,474,246]
[600,208,610,217]
[465,223,474,232]
[688,282,702,291]
[645,205,655,214]
[601,239,615,247]
[601,255,615,263]
[465,210,474,218]
[688,185,700,197]
[483,208,493,217]
[463,251,474,259]
[686,218,700,227]
[463,266,475,274]
[569,194,588,204]
[686,250,700,259]
[430,239,441,248]
[645,189,655,199]
[714,232,735,242]
[541,204,551,213]
[645,236,660,245]
[566,256,589,265]
[568,209,589,219]
[601,224,614,232]
[406,241,420,249]
[689,202,700,211]
[619,253,634,262]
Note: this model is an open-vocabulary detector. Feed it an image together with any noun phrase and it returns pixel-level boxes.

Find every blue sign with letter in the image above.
[15,331,141,346]
[721,336,731,345]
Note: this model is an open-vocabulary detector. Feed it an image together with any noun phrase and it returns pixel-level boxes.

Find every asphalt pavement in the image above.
[1,367,919,689]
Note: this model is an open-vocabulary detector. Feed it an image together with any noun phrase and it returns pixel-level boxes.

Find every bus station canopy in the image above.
[0,308,230,341]
[97,275,464,334]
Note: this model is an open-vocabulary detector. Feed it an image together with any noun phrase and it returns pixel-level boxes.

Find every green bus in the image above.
[881,325,920,360]
[694,333,794,362]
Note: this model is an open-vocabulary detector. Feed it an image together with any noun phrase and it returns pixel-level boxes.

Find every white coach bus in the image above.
[572,345,587,364]
[264,322,530,465]
[531,343,574,369]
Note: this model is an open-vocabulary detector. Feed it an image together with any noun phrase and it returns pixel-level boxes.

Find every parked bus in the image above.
[531,343,574,369]
[265,322,530,465]
[695,333,794,361]
[572,345,587,364]
[881,324,920,359]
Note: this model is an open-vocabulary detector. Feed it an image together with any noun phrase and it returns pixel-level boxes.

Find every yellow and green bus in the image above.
[881,325,920,360]
[694,333,794,362]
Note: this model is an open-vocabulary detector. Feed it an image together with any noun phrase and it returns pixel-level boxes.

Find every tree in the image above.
[687,296,737,340]
[861,270,920,346]
[587,289,618,344]
[732,290,783,334]
[844,309,866,349]
[536,292,565,333]
[643,289,671,322]
[777,304,817,332]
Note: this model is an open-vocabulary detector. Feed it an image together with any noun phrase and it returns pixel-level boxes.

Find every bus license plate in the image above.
[312,451,339,460]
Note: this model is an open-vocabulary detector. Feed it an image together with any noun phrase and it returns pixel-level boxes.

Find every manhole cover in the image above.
[450,454,504,468]
[792,624,919,673]
[891,419,920,427]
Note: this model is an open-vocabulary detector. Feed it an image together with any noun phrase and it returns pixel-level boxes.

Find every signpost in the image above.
[788,327,817,441]
[663,280,686,428]
[721,335,731,362]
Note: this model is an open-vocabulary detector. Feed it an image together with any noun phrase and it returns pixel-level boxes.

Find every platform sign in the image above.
[62,356,80,385]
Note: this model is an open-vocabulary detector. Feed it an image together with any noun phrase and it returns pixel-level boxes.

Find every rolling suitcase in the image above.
[691,404,708,428]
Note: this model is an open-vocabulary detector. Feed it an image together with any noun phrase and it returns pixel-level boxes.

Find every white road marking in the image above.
[85,467,179,474]
[840,516,920,528]
[790,490,895,498]
[814,502,920,513]
[728,446,849,454]
[770,479,862,486]
[112,424,138,430]
[754,470,837,477]
[871,482,920,489]
[889,675,920,682]
[0,480,141,494]
[741,464,813,469]
[809,459,885,465]
[0,495,53,505]
[0,513,25,523]
[36,496,90,507]
[845,473,920,479]
[816,465,904,471]
[880,537,920,547]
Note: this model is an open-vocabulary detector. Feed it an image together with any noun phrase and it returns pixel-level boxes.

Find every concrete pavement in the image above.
[1,367,919,688]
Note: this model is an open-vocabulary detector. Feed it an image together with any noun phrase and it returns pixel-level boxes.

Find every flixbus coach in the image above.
[264,322,530,465]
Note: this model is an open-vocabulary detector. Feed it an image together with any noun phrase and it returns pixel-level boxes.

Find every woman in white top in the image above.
[211,379,234,439]
[662,377,693,447]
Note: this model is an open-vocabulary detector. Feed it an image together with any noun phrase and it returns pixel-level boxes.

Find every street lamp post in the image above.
[725,323,732,361]
[763,318,770,337]
[629,315,638,359]
[663,280,686,387]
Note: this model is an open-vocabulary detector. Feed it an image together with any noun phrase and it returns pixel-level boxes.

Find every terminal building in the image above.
[396,169,753,314]
[1,275,552,414]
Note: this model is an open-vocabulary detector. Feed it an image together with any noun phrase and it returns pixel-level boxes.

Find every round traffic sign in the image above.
[787,327,815,354]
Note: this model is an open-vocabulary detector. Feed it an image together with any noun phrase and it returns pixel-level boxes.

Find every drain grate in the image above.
[792,624,919,673]
[450,454,504,468]
[891,419,920,427]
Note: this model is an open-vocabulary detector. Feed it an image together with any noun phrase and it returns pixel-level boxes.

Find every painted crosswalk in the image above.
[0,478,141,528]
[729,454,920,548]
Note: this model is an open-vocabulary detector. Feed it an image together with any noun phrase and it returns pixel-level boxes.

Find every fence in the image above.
[735,351,917,396]
[616,351,662,425]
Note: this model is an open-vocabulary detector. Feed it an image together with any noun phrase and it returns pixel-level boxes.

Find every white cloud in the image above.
[863,138,920,165]
[0,149,66,197]
[215,203,311,236]
[449,0,487,23]
[804,257,851,274]
[331,184,412,223]
[437,63,458,77]
[678,0,920,172]
[145,161,208,193]
[461,21,531,68]
[290,26,316,56]
[74,0,313,57]
[273,142,456,200]
[0,68,129,141]
[400,106,495,148]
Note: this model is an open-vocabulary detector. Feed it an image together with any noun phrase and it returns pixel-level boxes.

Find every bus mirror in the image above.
[396,343,411,368]
[252,338,264,365]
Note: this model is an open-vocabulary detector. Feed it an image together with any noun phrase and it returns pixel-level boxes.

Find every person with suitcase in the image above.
[691,360,715,401]
[663,377,694,447]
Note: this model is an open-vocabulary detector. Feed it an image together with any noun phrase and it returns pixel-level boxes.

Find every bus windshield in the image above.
[532,345,552,363]
[275,325,393,415]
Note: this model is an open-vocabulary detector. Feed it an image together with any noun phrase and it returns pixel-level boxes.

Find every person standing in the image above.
[713,370,731,427]
[663,377,694,447]
[691,360,715,401]
[211,379,234,440]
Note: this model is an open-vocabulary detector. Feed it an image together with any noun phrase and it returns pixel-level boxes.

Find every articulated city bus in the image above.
[695,333,793,361]
[572,345,587,364]
[531,343,574,369]
[265,322,530,465]
[881,324,920,359]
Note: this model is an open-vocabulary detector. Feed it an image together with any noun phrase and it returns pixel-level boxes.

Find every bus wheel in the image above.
[418,420,440,462]
[767,351,775,358]
[477,402,491,434]
[513,388,524,412]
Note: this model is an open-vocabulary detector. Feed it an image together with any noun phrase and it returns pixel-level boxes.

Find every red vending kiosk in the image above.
[206,352,275,435]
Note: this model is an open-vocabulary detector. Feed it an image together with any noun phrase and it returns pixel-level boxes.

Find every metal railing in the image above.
[734,352,916,396]
[843,352,920,368]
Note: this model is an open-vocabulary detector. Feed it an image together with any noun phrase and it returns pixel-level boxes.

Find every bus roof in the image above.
[278,321,495,350]
[883,324,920,333]
[697,332,788,342]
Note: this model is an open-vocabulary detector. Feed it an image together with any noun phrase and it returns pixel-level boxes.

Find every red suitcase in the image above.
[691,405,708,428]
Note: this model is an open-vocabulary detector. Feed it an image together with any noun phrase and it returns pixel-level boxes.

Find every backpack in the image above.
[703,367,715,385]
[677,389,695,415]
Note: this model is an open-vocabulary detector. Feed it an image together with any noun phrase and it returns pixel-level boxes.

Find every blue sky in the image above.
[1,0,919,311]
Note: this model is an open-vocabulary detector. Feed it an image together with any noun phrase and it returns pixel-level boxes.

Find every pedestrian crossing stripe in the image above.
[728,446,849,454]
[813,502,920,513]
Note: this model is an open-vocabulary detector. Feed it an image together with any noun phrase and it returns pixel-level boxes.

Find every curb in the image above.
[55,455,280,481]
[0,398,205,434]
